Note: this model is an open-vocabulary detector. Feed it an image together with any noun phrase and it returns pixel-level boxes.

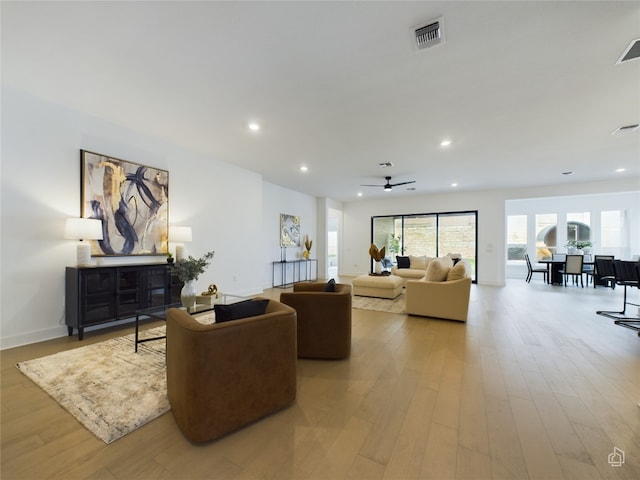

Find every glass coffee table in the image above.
[134,294,246,352]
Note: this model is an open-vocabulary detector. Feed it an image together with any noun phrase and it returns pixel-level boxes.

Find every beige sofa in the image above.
[404,258,471,322]
[391,255,455,284]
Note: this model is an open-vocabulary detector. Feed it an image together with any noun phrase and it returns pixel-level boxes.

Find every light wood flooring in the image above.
[2,278,639,479]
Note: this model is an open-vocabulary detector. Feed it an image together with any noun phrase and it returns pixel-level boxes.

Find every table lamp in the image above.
[65,218,104,266]
[170,226,192,261]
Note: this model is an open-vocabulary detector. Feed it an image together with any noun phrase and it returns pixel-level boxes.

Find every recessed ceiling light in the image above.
[248,122,260,132]
[440,140,452,147]
[615,168,626,173]
[300,166,308,172]
[451,182,458,187]
[357,192,363,197]
[562,171,574,176]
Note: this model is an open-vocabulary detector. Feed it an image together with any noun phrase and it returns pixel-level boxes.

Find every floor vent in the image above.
[617,38,640,64]
[413,17,444,50]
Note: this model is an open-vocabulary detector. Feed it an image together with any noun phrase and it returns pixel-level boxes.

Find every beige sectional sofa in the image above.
[391,254,457,284]
[404,257,472,322]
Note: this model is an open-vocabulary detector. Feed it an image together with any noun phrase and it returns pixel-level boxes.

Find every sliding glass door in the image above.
[372,210,477,282]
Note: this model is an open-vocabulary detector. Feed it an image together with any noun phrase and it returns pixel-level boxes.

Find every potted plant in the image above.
[166,251,174,264]
[388,235,401,255]
[576,241,592,254]
[174,250,215,308]
[565,240,578,254]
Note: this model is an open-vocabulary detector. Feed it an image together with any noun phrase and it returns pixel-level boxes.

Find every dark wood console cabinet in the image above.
[65,263,182,340]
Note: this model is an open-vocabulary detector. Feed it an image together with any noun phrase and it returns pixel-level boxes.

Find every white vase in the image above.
[181,280,197,309]
[375,261,382,274]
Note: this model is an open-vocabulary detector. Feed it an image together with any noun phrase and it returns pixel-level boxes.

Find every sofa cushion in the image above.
[324,278,337,292]
[409,255,428,270]
[396,256,410,268]
[425,258,450,282]
[446,261,467,281]
[214,299,269,323]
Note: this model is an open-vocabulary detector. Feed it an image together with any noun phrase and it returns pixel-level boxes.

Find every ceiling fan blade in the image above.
[360,184,384,187]
[390,180,416,187]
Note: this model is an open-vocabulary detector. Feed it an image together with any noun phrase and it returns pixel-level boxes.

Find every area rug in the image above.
[16,326,169,444]
[352,293,406,314]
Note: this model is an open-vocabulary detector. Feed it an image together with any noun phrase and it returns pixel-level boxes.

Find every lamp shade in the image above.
[169,226,192,243]
[64,218,103,241]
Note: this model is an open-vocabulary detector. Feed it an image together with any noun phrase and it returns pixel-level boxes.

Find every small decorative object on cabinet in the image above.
[302,235,312,260]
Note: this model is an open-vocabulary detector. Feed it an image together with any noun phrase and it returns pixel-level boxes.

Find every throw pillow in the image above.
[324,278,337,292]
[446,261,467,281]
[214,299,269,323]
[409,255,428,270]
[396,256,410,269]
[424,258,450,282]
[446,253,462,265]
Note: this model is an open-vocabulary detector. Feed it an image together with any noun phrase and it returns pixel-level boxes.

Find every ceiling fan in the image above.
[360,176,416,192]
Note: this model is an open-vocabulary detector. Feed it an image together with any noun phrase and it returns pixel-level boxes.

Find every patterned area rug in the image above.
[352,292,406,314]
[16,326,169,444]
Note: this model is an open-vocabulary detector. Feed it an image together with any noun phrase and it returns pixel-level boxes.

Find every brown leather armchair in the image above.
[166,299,297,443]
[280,282,352,359]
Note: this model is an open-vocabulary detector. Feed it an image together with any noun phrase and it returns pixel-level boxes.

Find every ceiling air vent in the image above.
[611,124,640,135]
[616,38,640,64]
[413,17,444,51]
[379,162,394,168]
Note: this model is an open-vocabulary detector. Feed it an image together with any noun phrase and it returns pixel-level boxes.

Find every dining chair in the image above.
[524,253,548,283]
[559,254,584,287]
[597,261,640,333]
[588,255,615,288]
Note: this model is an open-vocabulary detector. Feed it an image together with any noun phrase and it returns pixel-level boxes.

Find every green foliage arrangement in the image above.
[565,240,592,250]
[174,251,215,282]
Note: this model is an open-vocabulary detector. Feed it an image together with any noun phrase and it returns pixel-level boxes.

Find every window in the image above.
[601,210,623,256]
[439,213,477,277]
[535,214,557,259]
[507,215,527,261]
[567,212,591,244]
[403,215,436,257]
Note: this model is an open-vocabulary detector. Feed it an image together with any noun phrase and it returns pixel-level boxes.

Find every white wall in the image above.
[261,182,317,289]
[0,87,315,349]
[341,178,639,286]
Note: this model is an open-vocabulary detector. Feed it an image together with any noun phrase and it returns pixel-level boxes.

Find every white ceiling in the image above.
[3,1,639,201]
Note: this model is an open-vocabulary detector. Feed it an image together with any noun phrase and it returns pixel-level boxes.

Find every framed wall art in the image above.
[280,213,300,247]
[81,150,169,256]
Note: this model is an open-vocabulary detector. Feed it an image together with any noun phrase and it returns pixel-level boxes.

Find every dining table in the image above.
[539,258,594,285]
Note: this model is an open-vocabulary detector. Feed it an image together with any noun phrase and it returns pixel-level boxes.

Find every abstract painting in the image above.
[280,213,300,247]
[81,150,169,256]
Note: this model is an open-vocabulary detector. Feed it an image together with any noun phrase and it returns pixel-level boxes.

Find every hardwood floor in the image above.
[2,278,639,479]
